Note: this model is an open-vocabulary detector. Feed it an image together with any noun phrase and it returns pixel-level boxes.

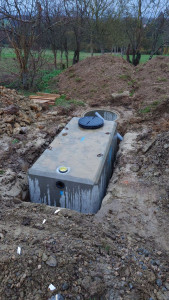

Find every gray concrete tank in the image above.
[28,117,117,214]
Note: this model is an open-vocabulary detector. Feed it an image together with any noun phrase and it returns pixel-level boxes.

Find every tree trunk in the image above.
[65,50,68,68]
[73,40,80,64]
[52,49,57,69]
[126,44,131,63]
[21,70,29,90]
[64,38,69,68]
[73,49,79,64]
[73,31,80,65]
[60,49,63,65]
[60,49,65,69]
[0,46,2,61]
[100,46,104,54]
[132,49,141,66]
[90,33,94,57]
[132,48,136,65]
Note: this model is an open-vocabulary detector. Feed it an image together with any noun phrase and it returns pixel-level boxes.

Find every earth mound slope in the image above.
[58,55,134,105]
[134,56,169,109]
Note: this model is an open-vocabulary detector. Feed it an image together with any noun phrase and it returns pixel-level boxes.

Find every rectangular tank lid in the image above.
[29,117,117,184]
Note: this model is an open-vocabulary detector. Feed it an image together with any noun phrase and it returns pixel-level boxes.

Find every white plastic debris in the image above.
[54,208,61,215]
[48,284,56,291]
[17,246,21,255]
[42,219,46,224]
[48,295,64,300]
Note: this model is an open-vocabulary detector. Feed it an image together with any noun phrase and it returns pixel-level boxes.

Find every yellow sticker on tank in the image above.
[59,167,68,173]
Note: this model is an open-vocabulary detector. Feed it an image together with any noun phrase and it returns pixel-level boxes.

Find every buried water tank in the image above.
[28,117,117,214]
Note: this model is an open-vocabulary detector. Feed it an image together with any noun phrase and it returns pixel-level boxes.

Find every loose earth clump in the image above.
[0,55,169,299]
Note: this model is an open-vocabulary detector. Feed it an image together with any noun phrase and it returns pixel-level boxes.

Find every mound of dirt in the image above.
[0,86,75,202]
[58,55,134,106]
[58,55,169,117]
[141,131,169,183]
[134,56,169,109]
[0,86,42,136]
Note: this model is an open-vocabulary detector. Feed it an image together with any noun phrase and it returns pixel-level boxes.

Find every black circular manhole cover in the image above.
[78,116,104,129]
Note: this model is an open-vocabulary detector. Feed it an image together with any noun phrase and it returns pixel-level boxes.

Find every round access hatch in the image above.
[78,116,104,129]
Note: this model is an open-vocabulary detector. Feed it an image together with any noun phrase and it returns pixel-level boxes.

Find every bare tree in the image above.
[64,0,89,64]
[122,0,168,65]
[147,7,169,59]
[0,32,6,60]
[85,0,116,55]
[148,12,165,58]
[42,0,64,69]
[0,0,44,88]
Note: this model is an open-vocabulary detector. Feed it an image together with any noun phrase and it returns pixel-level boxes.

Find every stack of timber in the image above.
[29,92,60,106]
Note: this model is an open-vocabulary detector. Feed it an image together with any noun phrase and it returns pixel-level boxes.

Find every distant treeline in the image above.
[0,0,169,88]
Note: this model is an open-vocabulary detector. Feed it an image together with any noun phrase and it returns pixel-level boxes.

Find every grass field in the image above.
[0,47,99,67]
[0,47,154,63]
[0,47,101,93]
[0,47,167,94]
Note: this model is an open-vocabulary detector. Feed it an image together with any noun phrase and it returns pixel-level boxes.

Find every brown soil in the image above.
[0,55,169,300]
[58,55,134,106]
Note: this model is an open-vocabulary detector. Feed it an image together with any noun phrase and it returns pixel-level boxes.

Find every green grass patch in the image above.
[55,94,85,107]
[0,170,5,175]
[127,54,159,63]
[152,100,160,106]
[119,74,131,81]
[12,139,19,144]
[37,69,62,92]
[75,76,82,82]
[42,49,101,67]
[69,99,85,106]
[128,79,136,86]
[130,89,135,96]
[138,55,151,63]
[18,69,62,95]
[118,89,124,94]
[104,244,110,254]
[139,100,160,114]
[139,106,151,114]
[157,77,167,82]
[1,47,16,59]
[18,90,36,97]
[68,73,75,78]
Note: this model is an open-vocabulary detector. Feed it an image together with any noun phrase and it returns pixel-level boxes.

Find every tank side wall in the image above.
[28,175,101,213]
[96,130,117,209]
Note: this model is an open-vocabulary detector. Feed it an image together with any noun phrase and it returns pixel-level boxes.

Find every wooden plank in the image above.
[29,95,56,100]
[36,92,61,98]
[48,102,55,105]
[30,98,56,102]
[32,99,50,104]
[32,99,55,105]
